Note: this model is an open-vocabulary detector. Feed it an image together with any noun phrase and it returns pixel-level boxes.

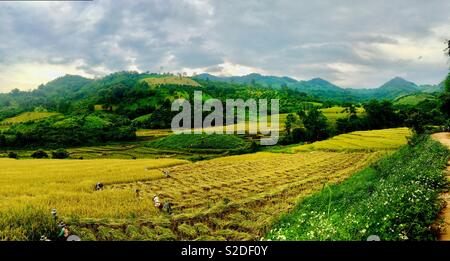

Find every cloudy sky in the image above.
[0,0,449,92]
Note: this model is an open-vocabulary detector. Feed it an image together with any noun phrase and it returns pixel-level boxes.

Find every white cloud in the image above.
[182,61,266,77]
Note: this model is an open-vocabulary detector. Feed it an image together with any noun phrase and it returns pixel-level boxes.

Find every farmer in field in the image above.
[57,221,70,241]
[135,189,141,199]
[153,194,163,209]
[95,182,104,191]
[40,235,50,241]
[162,169,170,178]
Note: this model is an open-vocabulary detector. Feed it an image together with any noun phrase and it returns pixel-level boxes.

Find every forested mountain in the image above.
[194,73,298,88]
[1,72,445,120]
[1,71,445,124]
[418,82,445,93]
[0,72,316,122]
[194,73,444,101]
[369,77,421,99]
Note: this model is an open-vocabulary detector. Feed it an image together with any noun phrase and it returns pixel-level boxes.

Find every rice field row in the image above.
[86,151,386,240]
[291,127,411,152]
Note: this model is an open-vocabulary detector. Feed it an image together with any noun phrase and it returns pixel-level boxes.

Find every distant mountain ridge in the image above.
[194,73,444,101]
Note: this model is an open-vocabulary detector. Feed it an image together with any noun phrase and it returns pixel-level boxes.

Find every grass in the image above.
[141,76,201,87]
[0,150,384,240]
[1,112,60,125]
[266,135,450,240]
[291,127,411,152]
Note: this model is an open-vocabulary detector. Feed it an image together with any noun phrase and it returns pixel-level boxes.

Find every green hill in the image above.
[371,77,420,99]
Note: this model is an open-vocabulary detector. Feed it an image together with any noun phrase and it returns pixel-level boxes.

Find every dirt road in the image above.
[431,132,450,241]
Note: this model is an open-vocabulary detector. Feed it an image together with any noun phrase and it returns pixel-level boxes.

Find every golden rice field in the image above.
[319,106,365,124]
[0,150,386,241]
[136,129,172,138]
[197,107,364,134]
[0,158,188,219]
[141,76,201,87]
[292,127,411,152]
[199,113,286,134]
[0,128,412,240]
[0,112,60,125]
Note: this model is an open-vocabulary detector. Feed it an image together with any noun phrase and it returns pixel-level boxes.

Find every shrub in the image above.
[31,149,48,159]
[291,127,307,143]
[249,141,259,152]
[8,151,18,159]
[52,149,69,159]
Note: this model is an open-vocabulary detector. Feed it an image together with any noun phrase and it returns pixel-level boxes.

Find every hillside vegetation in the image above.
[1,112,136,148]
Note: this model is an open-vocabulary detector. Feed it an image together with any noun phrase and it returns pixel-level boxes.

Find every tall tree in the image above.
[364,100,399,129]
[284,113,296,135]
[303,107,329,141]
